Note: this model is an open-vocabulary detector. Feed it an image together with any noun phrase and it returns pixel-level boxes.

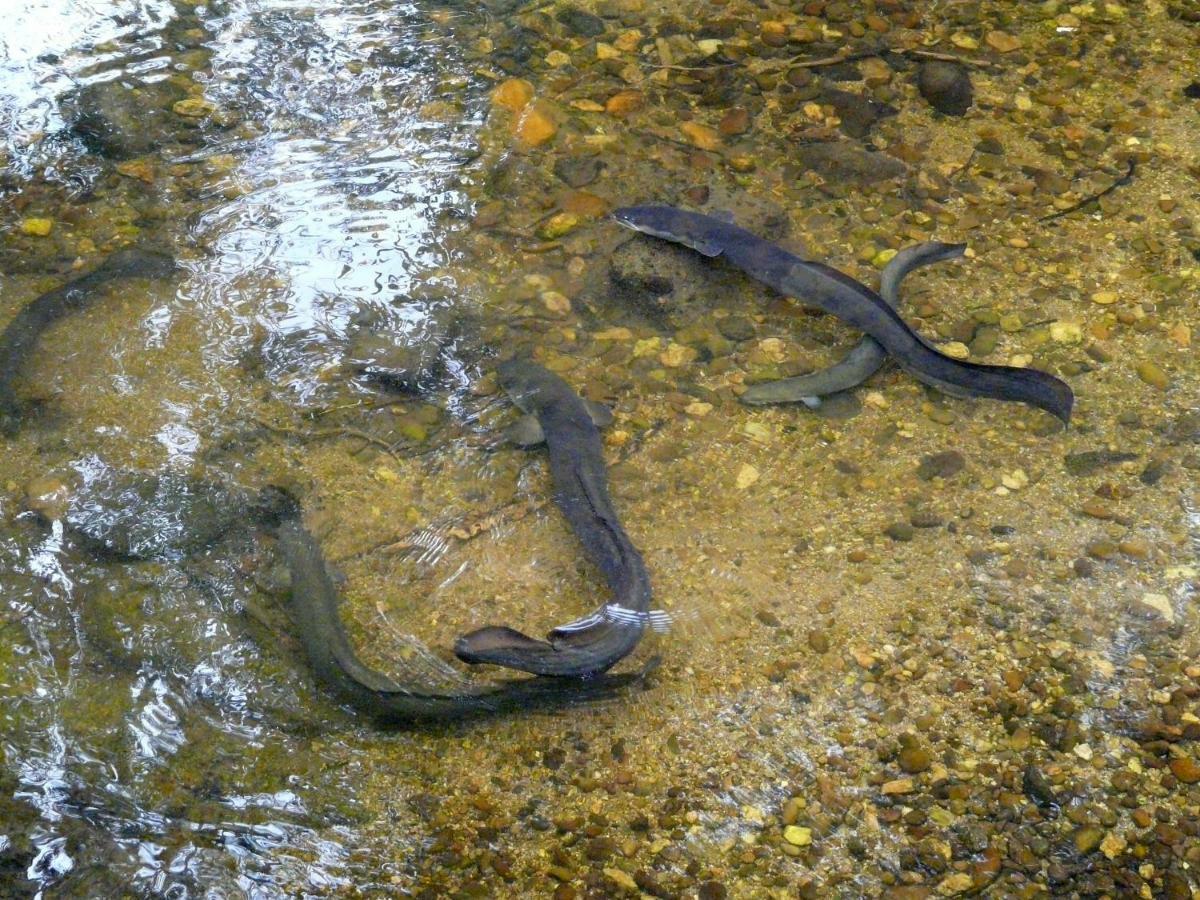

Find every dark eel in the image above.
[0,247,179,433]
[741,241,966,406]
[611,206,1073,425]
[454,359,653,678]
[274,511,648,723]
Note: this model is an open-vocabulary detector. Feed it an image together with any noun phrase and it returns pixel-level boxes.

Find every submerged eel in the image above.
[611,206,1073,425]
[0,248,179,433]
[274,514,647,723]
[741,241,966,406]
[454,359,653,677]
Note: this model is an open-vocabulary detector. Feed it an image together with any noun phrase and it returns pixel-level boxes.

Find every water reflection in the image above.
[1,0,486,893]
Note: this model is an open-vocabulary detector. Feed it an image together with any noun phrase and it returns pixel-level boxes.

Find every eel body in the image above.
[0,248,179,433]
[275,516,644,723]
[740,241,966,406]
[454,359,653,677]
[611,206,1073,424]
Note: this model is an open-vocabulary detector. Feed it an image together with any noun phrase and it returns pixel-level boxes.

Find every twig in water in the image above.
[1039,158,1137,223]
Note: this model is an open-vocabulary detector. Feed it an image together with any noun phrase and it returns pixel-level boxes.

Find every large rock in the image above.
[68,78,188,158]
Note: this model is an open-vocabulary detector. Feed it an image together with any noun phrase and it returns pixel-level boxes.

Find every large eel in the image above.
[454,359,653,677]
[611,206,1073,425]
[274,513,647,723]
[741,241,966,406]
[0,248,179,433]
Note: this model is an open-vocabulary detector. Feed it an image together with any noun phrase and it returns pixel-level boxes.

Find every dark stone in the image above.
[817,86,897,138]
[917,61,973,116]
[1183,81,1200,100]
[917,450,965,480]
[68,78,189,158]
[1063,449,1139,476]
[885,522,915,542]
[909,510,944,528]
[1022,764,1057,806]
[796,141,908,185]
[716,316,756,341]
[553,155,604,188]
[556,6,606,36]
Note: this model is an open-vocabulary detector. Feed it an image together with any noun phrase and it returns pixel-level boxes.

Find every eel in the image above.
[0,247,179,433]
[274,513,648,723]
[611,206,1073,425]
[741,241,966,406]
[454,359,654,677]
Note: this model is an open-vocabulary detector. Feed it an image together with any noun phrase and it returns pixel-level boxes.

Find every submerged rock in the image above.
[58,458,250,559]
[67,79,189,158]
[917,61,973,116]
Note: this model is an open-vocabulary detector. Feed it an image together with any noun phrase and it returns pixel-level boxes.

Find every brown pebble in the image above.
[1169,757,1200,784]
[807,630,830,653]
[1085,539,1118,560]
[1081,500,1113,520]
[718,107,750,136]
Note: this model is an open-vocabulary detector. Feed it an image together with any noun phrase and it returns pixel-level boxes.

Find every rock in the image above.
[63,461,248,559]
[538,214,580,240]
[492,78,534,112]
[718,107,751,136]
[917,450,965,480]
[817,87,897,139]
[735,464,759,490]
[1169,757,1200,784]
[1138,592,1174,623]
[553,156,604,188]
[23,476,74,520]
[716,316,756,341]
[514,102,557,146]
[898,739,933,774]
[680,121,721,151]
[68,78,186,158]
[172,97,217,118]
[557,6,605,36]
[1135,360,1170,390]
[1063,450,1137,476]
[346,300,460,393]
[917,61,973,116]
[807,630,830,653]
[19,218,53,236]
[885,522,915,542]
[796,142,907,185]
[783,825,812,846]
[985,30,1022,53]
[605,90,644,116]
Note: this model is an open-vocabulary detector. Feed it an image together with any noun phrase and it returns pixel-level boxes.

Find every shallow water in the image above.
[2,0,1199,897]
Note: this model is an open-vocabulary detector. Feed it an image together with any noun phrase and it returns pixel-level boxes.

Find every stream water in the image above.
[2,0,1198,897]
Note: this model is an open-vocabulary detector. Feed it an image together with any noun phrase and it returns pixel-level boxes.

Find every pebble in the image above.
[918,450,965,480]
[541,291,572,314]
[985,30,1022,53]
[1091,290,1119,305]
[783,825,812,847]
[1135,360,1169,390]
[605,90,644,117]
[1169,757,1200,784]
[718,107,750,136]
[19,218,53,236]
[172,97,217,117]
[916,61,973,116]
[538,214,579,240]
[680,121,721,151]
[492,78,534,112]
[882,778,914,795]
[735,464,759,490]
[716,316,756,341]
[885,522,915,542]
[603,867,638,892]
[1138,592,1174,622]
[514,103,557,146]
[1049,321,1083,344]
